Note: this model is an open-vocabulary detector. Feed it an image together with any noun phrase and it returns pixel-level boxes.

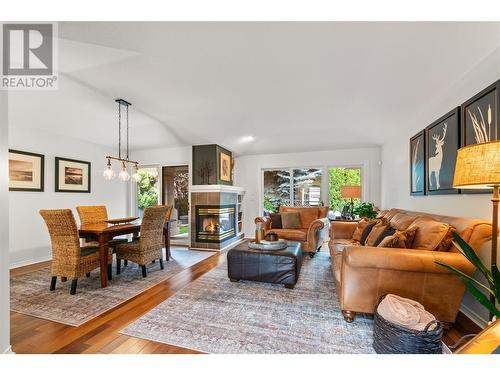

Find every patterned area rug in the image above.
[10,248,215,327]
[121,250,376,354]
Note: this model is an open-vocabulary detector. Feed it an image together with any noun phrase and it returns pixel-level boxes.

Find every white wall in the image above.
[1,91,11,353]
[234,147,382,235]
[8,127,128,268]
[381,47,500,326]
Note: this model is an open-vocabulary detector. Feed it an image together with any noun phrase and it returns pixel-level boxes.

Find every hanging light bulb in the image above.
[131,164,141,182]
[118,161,130,181]
[103,158,116,180]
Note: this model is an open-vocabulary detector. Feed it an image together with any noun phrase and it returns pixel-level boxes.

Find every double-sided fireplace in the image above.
[195,205,236,243]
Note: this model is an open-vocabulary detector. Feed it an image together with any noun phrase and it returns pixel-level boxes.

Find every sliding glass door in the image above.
[162,165,189,246]
[262,168,322,215]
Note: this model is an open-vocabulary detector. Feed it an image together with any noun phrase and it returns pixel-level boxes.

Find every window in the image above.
[328,167,361,214]
[136,167,160,219]
[263,168,322,215]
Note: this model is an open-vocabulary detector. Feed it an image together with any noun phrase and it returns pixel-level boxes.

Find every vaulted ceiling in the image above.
[8,22,500,155]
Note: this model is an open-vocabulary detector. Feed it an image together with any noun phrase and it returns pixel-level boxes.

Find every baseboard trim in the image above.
[2,345,14,354]
[458,305,487,331]
[10,255,51,270]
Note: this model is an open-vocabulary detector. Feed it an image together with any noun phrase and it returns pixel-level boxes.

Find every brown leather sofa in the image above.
[255,206,330,257]
[329,208,493,324]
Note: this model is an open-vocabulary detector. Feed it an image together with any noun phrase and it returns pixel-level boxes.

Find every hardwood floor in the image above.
[10,247,478,354]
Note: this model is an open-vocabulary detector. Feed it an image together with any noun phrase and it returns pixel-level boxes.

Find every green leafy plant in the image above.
[137,170,158,209]
[436,232,500,318]
[352,202,378,219]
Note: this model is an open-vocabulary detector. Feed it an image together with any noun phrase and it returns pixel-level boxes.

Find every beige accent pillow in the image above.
[378,227,418,249]
[281,212,302,229]
[352,218,369,242]
[365,222,390,247]
[408,217,451,250]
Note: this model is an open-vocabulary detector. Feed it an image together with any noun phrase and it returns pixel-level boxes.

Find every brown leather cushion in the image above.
[365,222,390,247]
[280,207,323,228]
[281,212,302,229]
[409,217,451,250]
[389,213,419,230]
[373,226,396,247]
[270,228,307,242]
[270,213,282,229]
[352,218,369,242]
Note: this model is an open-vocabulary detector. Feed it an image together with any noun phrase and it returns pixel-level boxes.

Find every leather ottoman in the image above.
[227,240,302,289]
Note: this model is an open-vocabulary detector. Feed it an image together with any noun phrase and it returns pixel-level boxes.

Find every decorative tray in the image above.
[106,217,139,225]
[248,239,288,250]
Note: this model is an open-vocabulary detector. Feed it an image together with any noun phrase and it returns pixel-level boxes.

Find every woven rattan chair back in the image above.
[140,205,168,253]
[40,209,82,264]
[76,205,108,225]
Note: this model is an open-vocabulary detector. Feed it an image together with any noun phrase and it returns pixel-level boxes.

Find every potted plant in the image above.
[436,232,500,319]
[352,202,378,220]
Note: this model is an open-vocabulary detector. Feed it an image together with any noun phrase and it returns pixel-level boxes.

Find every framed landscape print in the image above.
[425,107,460,195]
[8,149,44,192]
[460,79,500,194]
[219,151,231,182]
[409,130,425,196]
[55,157,91,193]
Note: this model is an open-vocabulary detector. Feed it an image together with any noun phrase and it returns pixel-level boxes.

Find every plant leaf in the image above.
[435,261,494,295]
[451,232,494,287]
[462,278,500,318]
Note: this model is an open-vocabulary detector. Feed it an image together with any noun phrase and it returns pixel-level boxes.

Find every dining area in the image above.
[39,204,173,295]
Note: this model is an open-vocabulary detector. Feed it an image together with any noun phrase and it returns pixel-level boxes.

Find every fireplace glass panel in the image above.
[196,205,236,243]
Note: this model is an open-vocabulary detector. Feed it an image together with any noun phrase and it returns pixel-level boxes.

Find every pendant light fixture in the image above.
[104,99,140,182]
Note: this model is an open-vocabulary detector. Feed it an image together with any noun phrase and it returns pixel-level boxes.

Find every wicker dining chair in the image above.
[40,209,113,295]
[76,205,129,249]
[115,205,169,277]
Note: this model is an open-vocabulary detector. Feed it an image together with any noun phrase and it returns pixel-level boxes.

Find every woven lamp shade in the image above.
[453,141,500,189]
[341,185,361,199]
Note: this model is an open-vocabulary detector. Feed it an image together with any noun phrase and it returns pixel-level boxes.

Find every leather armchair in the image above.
[329,208,493,324]
[255,206,330,257]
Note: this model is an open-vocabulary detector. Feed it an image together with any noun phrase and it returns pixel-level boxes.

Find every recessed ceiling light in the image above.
[240,135,255,143]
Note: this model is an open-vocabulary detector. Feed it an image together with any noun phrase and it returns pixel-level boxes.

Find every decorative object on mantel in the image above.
[425,107,460,195]
[55,157,91,193]
[8,149,44,192]
[410,130,426,196]
[192,145,233,186]
[437,140,500,321]
[103,99,141,182]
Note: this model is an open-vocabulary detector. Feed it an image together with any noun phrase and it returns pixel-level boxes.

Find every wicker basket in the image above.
[373,297,443,354]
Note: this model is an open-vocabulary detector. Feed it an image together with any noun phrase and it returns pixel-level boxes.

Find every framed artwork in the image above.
[410,130,425,196]
[55,157,91,193]
[425,107,460,195]
[8,149,44,192]
[219,151,231,182]
[461,79,500,146]
[460,79,500,194]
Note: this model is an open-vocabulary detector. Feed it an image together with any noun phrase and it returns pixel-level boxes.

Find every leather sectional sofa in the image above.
[255,206,330,257]
[329,208,493,324]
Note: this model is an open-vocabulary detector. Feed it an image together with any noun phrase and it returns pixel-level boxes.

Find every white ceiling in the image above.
[8,22,500,155]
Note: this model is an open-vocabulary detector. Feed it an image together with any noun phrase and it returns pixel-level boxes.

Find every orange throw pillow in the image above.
[352,218,369,242]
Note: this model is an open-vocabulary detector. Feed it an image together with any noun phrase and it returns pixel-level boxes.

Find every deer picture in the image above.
[428,123,447,189]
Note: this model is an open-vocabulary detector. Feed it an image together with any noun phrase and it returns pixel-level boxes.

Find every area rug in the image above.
[121,250,376,354]
[10,248,215,327]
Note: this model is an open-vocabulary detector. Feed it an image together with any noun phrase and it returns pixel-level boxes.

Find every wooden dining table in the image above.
[79,219,173,288]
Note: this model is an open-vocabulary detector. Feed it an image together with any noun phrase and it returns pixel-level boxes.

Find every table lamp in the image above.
[341,185,361,219]
[453,141,500,318]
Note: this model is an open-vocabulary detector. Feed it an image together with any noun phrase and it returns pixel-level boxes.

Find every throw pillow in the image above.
[408,217,451,250]
[377,227,418,249]
[365,222,390,247]
[352,218,369,242]
[435,226,456,252]
[269,213,282,229]
[359,219,379,245]
[281,212,302,229]
[373,226,396,247]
